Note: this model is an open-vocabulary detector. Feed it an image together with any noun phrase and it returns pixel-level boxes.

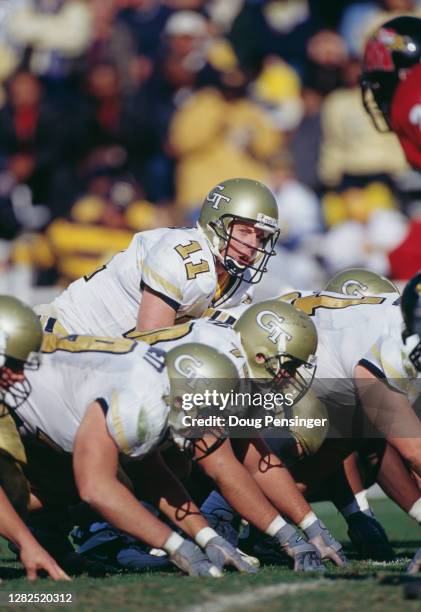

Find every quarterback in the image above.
[37,178,280,337]
[361,16,421,169]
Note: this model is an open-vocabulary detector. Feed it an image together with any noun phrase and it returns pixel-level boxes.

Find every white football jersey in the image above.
[201,291,411,408]
[15,335,170,458]
[128,319,249,379]
[43,227,253,337]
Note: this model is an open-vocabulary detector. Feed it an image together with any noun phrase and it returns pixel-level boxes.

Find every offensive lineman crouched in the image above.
[7,317,259,577]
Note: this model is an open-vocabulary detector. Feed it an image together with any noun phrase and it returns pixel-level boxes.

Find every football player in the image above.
[201,285,421,560]
[13,330,263,577]
[323,268,399,560]
[361,16,421,169]
[0,296,70,581]
[127,304,346,569]
[36,178,280,337]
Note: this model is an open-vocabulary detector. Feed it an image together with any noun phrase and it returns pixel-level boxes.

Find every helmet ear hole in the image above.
[255,353,266,364]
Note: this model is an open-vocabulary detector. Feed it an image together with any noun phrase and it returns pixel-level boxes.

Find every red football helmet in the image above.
[361,16,421,131]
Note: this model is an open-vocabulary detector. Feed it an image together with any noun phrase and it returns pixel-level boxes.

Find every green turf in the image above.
[0,499,420,612]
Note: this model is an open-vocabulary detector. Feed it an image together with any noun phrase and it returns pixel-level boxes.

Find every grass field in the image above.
[0,499,421,611]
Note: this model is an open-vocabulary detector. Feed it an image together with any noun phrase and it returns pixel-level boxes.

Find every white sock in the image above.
[265,515,288,537]
[298,511,318,531]
[409,498,421,523]
[341,491,373,518]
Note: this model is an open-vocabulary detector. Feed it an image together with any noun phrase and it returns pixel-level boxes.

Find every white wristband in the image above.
[195,527,218,548]
[162,532,184,555]
[265,515,287,537]
[409,498,421,523]
[298,511,317,531]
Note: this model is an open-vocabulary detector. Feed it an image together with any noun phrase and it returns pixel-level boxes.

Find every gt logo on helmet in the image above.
[342,279,369,297]
[174,354,207,390]
[256,310,292,346]
[206,185,232,210]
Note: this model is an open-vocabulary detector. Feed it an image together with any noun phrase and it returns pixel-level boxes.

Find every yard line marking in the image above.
[185,579,332,612]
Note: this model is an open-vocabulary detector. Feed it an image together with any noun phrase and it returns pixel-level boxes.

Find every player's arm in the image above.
[195,435,279,531]
[75,404,254,574]
[201,435,345,565]
[354,363,421,476]
[74,401,175,549]
[0,487,70,581]
[131,449,209,537]
[136,286,177,331]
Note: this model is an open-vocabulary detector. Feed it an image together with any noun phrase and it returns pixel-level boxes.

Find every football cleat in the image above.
[71,523,171,572]
[347,512,395,561]
[200,493,259,568]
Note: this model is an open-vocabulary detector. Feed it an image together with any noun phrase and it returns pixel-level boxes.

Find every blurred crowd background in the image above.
[1,0,421,304]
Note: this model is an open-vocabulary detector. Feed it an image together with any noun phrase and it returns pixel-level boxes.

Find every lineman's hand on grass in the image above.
[205,536,258,574]
[169,540,222,577]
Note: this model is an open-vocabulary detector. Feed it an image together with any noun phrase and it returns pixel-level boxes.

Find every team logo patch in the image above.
[256,310,292,347]
[206,185,231,210]
[342,279,368,297]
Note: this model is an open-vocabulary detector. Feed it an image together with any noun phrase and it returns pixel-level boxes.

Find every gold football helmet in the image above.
[0,295,42,410]
[165,342,240,457]
[198,178,280,283]
[325,268,398,297]
[234,300,317,404]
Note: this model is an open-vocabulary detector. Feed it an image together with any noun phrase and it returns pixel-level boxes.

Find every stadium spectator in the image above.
[124,10,222,203]
[0,71,64,211]
[7,0,92,101]
[228,0,321,77]
[289,85,323,192]
[318,56,408,188]
[267,151,322,248]
[304,29,348,96]
[70,62,129,169]
[11,172,173,287]
[169,67,282,216]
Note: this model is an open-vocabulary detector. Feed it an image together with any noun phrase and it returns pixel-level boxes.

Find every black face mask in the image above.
[263,353,317,404]
[211,216,280,284]
[0,377,32,410]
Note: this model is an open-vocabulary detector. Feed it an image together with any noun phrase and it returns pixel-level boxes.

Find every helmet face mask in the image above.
[165,342,240,458]
[0,296,42,411]
[198,178,280,284]
[361,16,421,132]
[262,352,317,405]
[403,333,421,373]
[212,215,279,284]
[360,74,395,132]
